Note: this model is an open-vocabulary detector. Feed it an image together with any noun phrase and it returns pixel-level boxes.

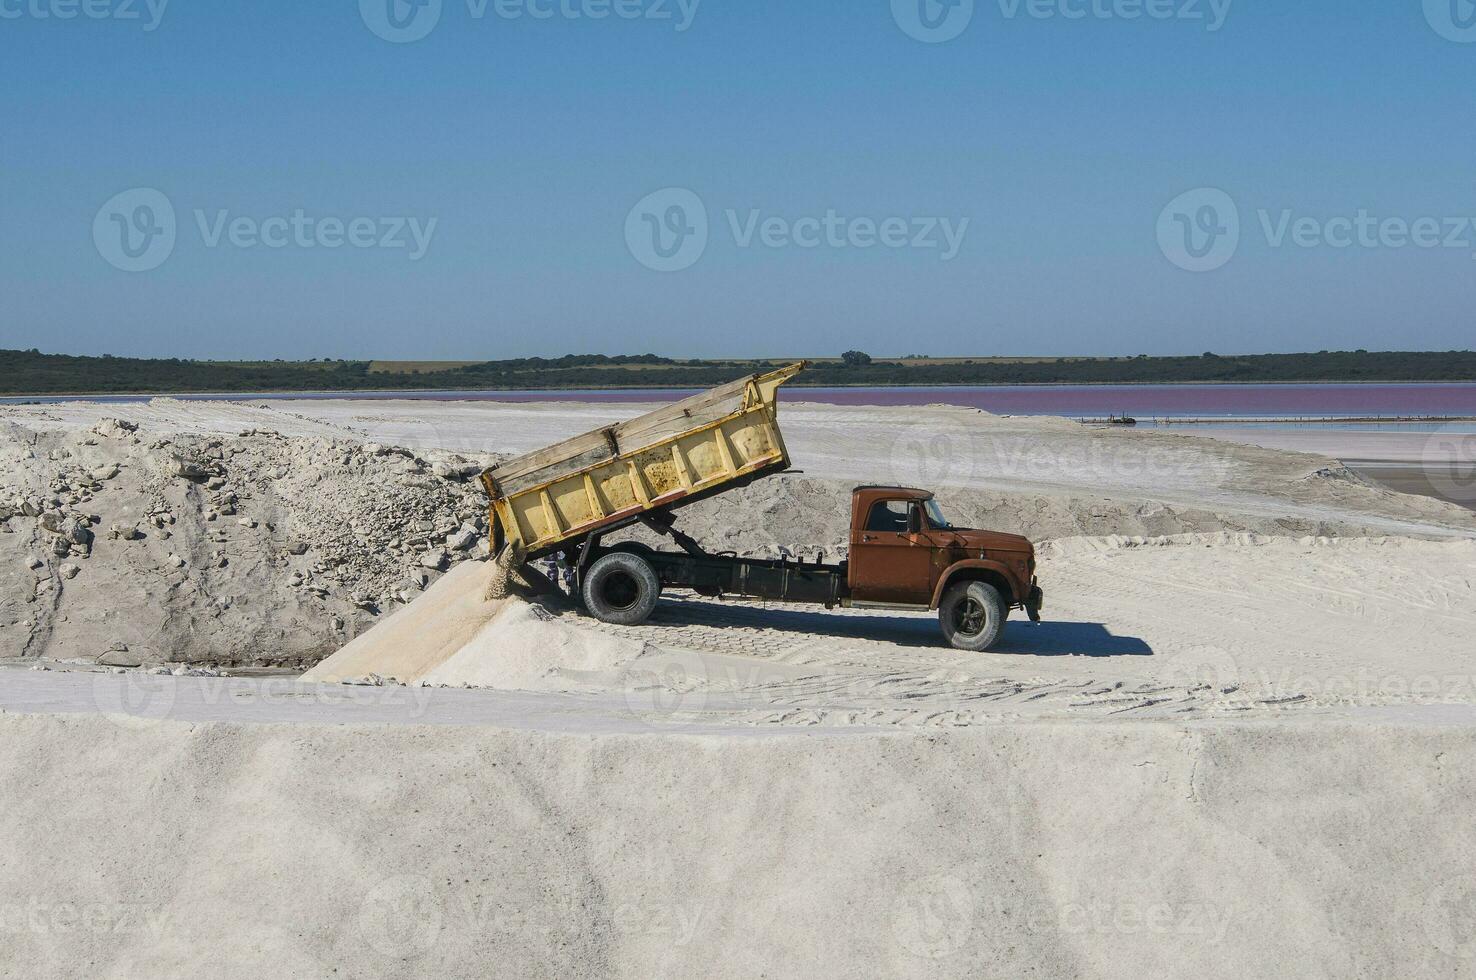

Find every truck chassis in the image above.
[574,511,849,611]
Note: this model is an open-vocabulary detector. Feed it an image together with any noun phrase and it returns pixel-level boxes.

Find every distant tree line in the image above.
[3,347,1476,396]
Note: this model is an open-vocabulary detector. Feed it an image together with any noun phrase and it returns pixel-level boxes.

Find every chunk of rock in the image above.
[172,458,215,480]
[432,459,484,482]
[59,563,81,580]
[445,524,479,552]
[168,554,186,569]
[419,549,449,571]
[92,418,139,438]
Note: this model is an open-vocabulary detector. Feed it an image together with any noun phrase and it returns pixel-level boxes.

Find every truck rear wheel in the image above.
[581,552,661,626]
[939,580,1007,652]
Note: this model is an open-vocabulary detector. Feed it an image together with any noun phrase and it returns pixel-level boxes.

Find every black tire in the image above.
[581,552,661,626]
[939,580,1008,652]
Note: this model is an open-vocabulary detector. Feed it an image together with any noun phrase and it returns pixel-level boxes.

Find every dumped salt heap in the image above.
[302,559,650,690]
[421,601,650,690]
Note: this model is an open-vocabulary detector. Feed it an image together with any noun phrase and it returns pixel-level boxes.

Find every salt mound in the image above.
[301,560,506,684]
[0,420,497,667]
[421,601,649,691]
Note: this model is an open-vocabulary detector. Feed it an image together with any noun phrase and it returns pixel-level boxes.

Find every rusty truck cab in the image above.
[847,487,1041,620]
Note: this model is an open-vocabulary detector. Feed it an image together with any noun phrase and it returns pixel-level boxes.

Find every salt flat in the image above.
[2,396,1475,978]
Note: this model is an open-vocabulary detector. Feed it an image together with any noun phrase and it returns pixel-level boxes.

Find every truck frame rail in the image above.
[586,511,848,609]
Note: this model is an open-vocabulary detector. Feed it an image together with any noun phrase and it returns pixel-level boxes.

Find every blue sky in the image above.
[2,0,1474,360]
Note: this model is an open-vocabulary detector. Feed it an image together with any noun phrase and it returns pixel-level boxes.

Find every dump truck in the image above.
[479,362,1043,651]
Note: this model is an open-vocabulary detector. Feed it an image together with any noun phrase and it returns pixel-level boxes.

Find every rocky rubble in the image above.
[0,418,502,667]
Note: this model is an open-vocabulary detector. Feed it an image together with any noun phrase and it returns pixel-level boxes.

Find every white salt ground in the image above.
[4,397,1476,979]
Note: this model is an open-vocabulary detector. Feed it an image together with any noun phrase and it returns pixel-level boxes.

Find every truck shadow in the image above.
[642,598,1153,658]
[998,622,1153,658]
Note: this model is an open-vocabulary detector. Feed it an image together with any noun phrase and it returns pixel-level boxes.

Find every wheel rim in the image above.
[954,597,987,637]
[601,571,641,610]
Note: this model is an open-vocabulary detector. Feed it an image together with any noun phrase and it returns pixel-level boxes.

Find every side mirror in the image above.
[907,508,922,534]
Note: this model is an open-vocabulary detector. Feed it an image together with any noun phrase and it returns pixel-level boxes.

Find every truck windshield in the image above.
[924,499,952,529]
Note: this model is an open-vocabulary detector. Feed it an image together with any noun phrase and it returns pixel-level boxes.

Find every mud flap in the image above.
[1026,585,1044,623]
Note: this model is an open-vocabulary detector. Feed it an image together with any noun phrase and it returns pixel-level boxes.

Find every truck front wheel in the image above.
[582,552,661,626]
[939,580,1007,652]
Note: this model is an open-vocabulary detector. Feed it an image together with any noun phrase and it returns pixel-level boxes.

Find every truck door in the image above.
[848,498,934,605]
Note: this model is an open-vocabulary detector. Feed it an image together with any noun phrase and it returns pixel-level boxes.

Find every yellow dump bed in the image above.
[481,362,806,556]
